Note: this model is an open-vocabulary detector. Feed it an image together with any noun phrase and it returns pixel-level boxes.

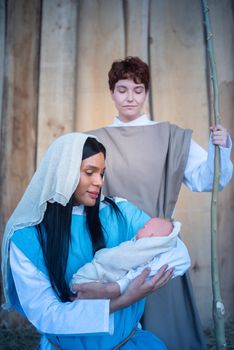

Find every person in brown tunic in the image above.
[88,56,233,350]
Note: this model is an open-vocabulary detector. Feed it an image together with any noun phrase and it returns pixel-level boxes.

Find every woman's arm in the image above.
[71,281,121,300]
[10,243,113,335]
[184,126,233,191]
[73,265,173,312]
[110,265,173,312]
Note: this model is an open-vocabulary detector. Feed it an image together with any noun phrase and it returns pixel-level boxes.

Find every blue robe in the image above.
[11,199,167,350]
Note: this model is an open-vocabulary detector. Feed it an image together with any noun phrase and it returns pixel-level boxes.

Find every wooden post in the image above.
[75,0,125,131]
[0,0,41,233]
[37,0,78,163]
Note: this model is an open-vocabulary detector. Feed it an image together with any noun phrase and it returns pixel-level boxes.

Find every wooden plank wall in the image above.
[0,0,41,231]
[0,0,233,328]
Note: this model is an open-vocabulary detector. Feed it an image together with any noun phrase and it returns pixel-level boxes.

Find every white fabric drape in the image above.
[1,132,97,309]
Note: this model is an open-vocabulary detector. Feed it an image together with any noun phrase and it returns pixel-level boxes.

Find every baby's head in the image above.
[136,218,173,239]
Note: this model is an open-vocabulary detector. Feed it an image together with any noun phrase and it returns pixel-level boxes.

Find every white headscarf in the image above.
[1,132,98,309]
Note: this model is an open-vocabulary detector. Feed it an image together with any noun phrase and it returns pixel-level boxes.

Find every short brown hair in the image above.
[108,56,150,92]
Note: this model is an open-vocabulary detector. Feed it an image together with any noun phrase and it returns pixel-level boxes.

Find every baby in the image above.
[136,217,173,238]
[71,218,191,293]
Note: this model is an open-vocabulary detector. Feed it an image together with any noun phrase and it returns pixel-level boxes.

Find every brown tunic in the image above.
[88,122,206,350]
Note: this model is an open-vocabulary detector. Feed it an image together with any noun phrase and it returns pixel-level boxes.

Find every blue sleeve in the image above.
[11,226,47,275]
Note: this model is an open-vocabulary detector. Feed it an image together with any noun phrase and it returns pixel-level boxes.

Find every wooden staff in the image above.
[201,1,226,348]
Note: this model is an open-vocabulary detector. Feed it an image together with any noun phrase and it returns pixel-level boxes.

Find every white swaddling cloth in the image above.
[71,221,191,293]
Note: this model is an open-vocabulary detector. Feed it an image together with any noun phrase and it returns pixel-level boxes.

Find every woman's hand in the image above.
[110,264,173,313]
[70,281,120,300]
[210,124,229,147]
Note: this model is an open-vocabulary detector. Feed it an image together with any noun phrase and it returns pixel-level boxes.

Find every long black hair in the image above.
[37,137,121,301]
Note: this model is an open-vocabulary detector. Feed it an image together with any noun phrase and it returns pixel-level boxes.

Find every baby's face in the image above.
[136,218,173,239]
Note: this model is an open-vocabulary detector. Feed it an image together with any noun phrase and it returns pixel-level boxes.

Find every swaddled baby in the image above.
[71,218,191,293]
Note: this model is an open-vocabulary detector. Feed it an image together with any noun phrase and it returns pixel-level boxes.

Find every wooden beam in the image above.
[0,0,41,231]
[37,0,78,163]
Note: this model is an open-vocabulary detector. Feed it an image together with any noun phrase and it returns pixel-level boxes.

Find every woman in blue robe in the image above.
[2,132,172,350]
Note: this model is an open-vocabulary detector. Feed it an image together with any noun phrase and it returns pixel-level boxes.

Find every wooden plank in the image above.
[124,0,150,115]
[0,0,5,137]
[0,0,41,231]
[125,0,149,61]
[37,0,78,163]
[149,0,213,326]
[75,0,125,131]
[150,0,209,135]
